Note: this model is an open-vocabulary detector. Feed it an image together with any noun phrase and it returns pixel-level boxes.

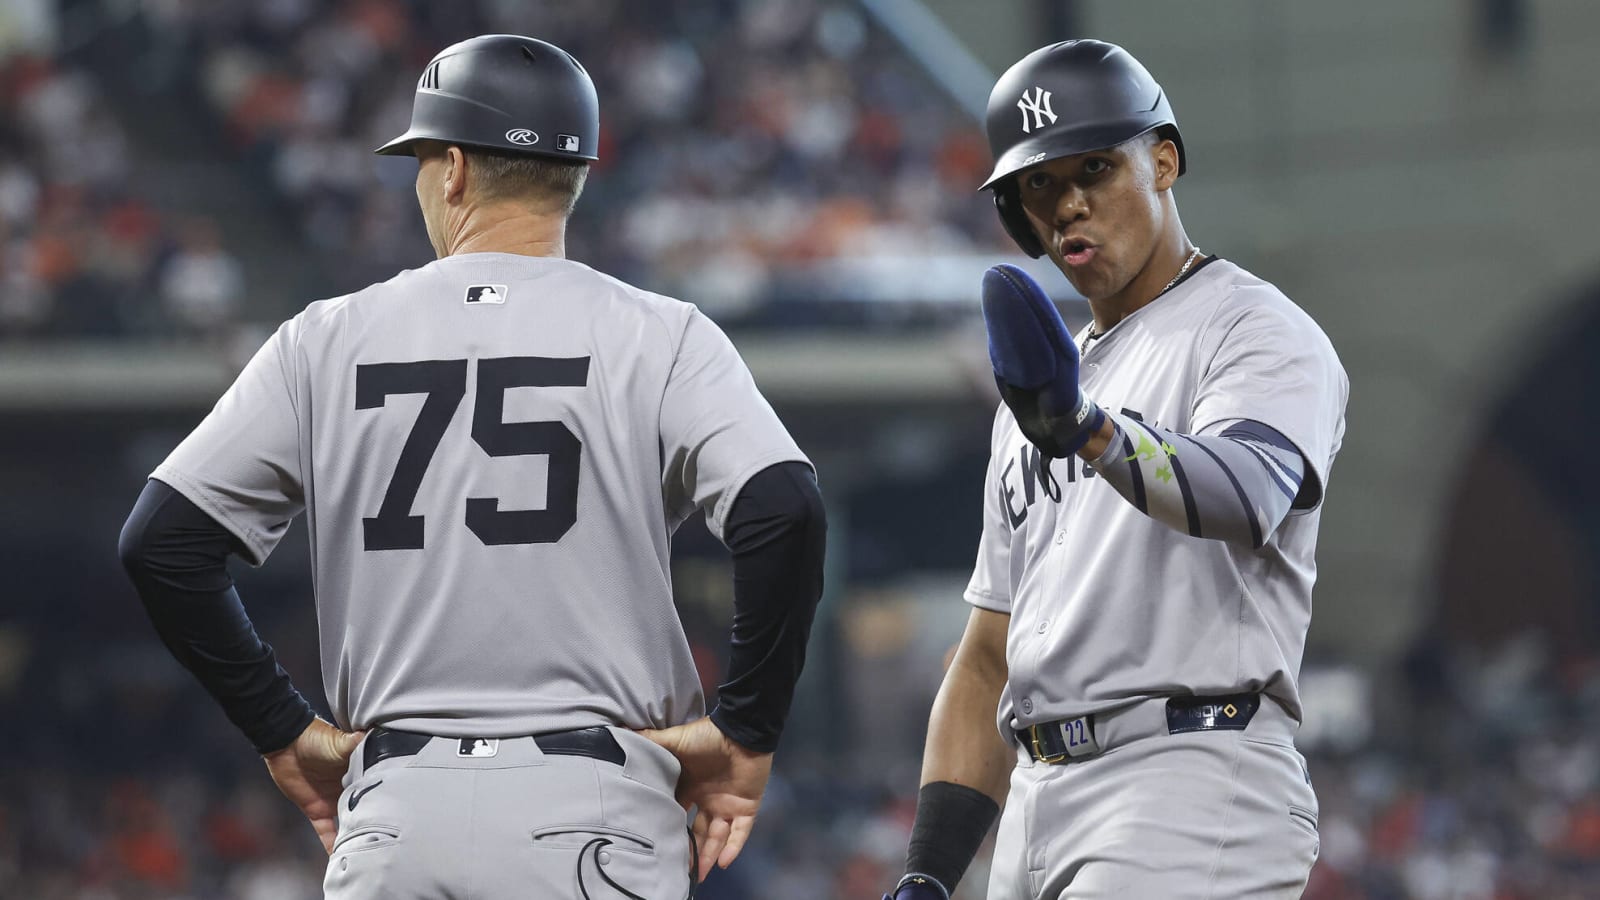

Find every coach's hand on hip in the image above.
[639,716,773,882]
[263,718,366,854]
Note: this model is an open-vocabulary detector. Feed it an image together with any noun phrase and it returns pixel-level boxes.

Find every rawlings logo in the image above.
[505,128,539,146]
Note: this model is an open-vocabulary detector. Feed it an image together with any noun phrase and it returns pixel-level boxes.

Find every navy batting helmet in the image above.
[376,34,600,162]
[980,40,1184,258]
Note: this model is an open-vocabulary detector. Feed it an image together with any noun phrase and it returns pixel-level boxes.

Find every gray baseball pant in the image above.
[323,727,692,899]
[986,697,1320,899]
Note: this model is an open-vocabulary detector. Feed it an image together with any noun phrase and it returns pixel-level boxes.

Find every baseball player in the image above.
[885,40,1348,900]
[117,35,827,899]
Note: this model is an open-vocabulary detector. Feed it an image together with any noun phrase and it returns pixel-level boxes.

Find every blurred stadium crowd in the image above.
[0,50,242,338]
[1,0,1002,340]
[4,1,1599,899]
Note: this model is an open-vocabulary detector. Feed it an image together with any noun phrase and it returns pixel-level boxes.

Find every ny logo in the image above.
[1017,86,1057,133]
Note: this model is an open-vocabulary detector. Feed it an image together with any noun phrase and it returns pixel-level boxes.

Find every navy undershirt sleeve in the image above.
[118,479,315,753]
[708,462,827,753]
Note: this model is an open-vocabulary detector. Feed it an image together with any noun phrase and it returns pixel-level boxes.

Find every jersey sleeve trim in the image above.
[1190,287,1344,513]
[148,469,274,567]
[1173,434,1264,549]
[963,586,1011,613]
[1192,412,1325,511]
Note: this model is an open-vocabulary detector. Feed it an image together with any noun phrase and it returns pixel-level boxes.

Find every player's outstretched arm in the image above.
[981,264,1308,549]
[1077,413,1307,549]
[886,606,1014,900]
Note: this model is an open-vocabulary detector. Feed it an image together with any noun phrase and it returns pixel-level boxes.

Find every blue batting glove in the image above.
[980,264,1105,457]
[883,873,951,900]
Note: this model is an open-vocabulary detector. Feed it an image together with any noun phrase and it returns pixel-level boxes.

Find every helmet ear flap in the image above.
[994,183,1045,259]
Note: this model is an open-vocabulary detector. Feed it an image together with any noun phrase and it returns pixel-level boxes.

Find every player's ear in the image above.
[444,145,467,202]
[1152,138,1180,192]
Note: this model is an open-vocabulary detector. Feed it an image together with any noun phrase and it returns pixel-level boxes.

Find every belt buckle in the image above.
[1027,723,1069,764]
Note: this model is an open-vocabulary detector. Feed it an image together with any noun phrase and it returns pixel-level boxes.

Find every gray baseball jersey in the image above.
[154,252,808,736]
[965,258,1348,733]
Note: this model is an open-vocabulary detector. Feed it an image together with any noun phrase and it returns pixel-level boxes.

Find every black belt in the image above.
[364,725,627,771]
[1018,692,1262,765]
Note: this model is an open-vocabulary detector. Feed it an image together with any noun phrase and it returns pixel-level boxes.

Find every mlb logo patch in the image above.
[555,134,581,153]
[458,738,499,758]
[465,284,508,305]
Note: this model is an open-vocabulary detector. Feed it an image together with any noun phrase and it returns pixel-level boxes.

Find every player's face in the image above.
[1015,137,1178,302]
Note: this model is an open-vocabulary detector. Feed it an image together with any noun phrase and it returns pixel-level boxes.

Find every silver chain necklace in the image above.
[1164,246,1203,294]
[1087,247,1203,343]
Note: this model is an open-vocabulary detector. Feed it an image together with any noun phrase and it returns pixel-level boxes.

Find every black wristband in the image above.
[905,781,1001,894]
